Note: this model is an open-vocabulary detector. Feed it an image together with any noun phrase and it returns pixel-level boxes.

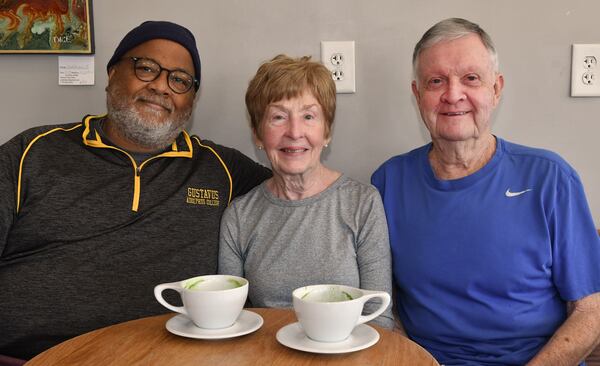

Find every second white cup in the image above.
[154,274,248,329]
[292,284,390,342]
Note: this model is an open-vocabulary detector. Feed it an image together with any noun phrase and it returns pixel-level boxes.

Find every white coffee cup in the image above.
[292,284,391,342]
[154,274,248,329]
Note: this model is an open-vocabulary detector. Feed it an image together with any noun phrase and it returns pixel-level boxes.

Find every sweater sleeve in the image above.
[218,203,245,277]
[356,186,395,329]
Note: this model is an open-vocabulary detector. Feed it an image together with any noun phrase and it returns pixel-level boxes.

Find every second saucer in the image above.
[166,310,263,340]
[276,322,379,354]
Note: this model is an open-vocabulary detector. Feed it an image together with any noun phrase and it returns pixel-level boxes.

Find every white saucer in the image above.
[165,310,263,339]
[276,322,379,354]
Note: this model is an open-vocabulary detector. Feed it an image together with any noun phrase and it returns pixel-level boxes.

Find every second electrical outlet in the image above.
[320,41,356,93]
[571,43,600,97]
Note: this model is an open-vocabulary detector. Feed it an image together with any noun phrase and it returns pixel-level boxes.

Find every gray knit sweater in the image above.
[218,175,394,328]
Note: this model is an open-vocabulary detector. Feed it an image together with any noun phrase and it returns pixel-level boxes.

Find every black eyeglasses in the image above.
[128,57,198,94]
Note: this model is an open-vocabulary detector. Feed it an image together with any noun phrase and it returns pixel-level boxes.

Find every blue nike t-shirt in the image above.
[371,137,600,365]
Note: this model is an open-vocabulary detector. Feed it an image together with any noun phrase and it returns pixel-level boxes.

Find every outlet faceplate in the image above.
[571,44,600,97]
[321,41,355,93]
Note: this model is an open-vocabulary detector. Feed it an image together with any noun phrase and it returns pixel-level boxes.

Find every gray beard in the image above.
[106,87,192,151]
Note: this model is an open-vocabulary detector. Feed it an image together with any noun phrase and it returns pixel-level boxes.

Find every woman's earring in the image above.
[257,145,263,150]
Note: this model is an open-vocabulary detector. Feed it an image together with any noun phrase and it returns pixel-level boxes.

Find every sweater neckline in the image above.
[260,174,348,207]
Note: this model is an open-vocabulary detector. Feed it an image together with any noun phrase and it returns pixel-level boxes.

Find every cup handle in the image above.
[154,282,188,316]
[356,290,391,325]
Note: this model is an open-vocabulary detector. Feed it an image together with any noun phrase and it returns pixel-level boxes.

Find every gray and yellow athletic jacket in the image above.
[0,114,270,359]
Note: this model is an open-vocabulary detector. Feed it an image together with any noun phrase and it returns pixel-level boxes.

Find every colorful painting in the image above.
[0,0,93,54]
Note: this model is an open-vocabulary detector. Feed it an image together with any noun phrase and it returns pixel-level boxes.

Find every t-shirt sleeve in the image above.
[218,204,245,278]
[356,186,395,328]
[551,170,600,301]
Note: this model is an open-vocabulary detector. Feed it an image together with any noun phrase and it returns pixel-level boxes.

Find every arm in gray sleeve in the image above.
[356,187,395,329]
[218,203,245,277]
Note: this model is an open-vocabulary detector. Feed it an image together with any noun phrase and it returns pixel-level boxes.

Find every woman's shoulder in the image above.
[227,181,268,211]
[334,175,381,200]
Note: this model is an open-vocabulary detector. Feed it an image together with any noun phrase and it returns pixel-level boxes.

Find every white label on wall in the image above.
[58,56,95,85]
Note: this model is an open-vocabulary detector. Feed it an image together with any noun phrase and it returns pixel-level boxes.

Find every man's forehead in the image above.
[124,39,194,71]
[417,35,494,74]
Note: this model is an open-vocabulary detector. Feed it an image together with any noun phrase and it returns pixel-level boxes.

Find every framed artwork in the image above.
[0,0,94,54]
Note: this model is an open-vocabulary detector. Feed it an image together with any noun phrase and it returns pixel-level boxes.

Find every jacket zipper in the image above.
[132,165,141,211]
[81,118,193,212]
[130,157,163,212]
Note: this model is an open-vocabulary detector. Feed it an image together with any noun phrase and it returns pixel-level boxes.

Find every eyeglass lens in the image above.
[133,58,194,94]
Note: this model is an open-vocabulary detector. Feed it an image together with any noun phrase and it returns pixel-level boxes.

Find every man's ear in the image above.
[107,66,117,83]
[411,80,421,104]
[493,73,504,107]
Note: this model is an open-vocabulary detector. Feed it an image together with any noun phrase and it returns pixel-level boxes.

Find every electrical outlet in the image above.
[571,44,600,97]
[321,41,355,93]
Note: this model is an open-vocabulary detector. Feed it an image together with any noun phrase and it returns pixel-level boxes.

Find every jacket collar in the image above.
[81,114,193,158]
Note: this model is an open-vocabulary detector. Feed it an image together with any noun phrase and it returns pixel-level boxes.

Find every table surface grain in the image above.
[27,308,440,366]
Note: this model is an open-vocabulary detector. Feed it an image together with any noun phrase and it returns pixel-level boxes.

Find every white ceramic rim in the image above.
[292,284,364,303]
[181,274,248,293]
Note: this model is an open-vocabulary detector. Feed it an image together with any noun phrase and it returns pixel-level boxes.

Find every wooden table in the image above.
[26,308,439,365]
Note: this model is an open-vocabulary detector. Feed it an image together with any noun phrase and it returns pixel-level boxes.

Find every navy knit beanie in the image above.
[107,20,201,91]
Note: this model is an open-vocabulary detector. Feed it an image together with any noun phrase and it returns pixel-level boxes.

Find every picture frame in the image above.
[0,0,94,54]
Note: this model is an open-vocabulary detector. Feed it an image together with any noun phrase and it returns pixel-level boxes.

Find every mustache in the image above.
[135,92,174,112]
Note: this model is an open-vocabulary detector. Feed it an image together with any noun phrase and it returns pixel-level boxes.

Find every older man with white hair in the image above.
[372,18,600,366]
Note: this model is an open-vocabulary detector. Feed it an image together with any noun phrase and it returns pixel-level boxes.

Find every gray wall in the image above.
[2,0,600,226]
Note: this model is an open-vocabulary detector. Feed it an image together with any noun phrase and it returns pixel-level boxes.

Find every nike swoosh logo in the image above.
[505,188,532,197]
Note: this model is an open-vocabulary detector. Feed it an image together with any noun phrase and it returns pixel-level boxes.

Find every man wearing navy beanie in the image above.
[0,20,270,360]
[107,20,202,90]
